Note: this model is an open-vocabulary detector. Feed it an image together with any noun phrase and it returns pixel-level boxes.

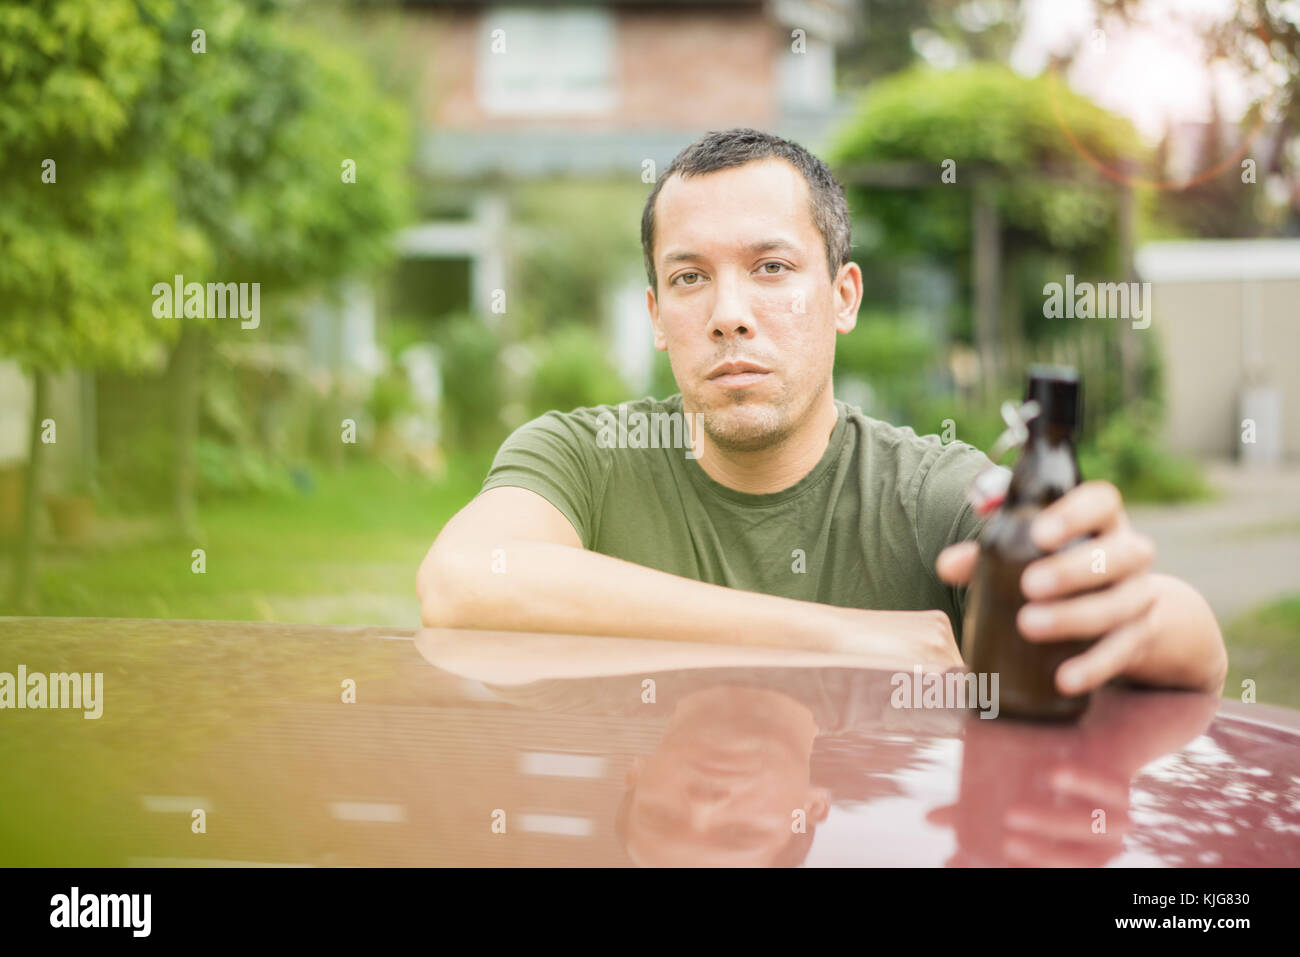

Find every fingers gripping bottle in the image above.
[963,366,1096,721]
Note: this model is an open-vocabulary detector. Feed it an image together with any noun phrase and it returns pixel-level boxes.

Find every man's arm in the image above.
[417,486,963,668]
[416,630,958,687]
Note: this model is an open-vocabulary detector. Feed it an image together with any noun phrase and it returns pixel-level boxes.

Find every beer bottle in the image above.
[963,366,1096,720]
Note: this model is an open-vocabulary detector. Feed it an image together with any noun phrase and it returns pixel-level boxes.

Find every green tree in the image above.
[143,0,410,534]
[836,1,1027,88]
[828,64,1142,389]
[0,0,410,608]
[0,0,192,609]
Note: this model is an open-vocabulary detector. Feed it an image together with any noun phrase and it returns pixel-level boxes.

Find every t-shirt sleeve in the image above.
[479,410,605,548]
[908,439,993,641]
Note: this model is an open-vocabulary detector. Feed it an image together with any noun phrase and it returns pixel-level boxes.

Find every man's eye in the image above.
[674,272,702,286]
[759,262,787,275]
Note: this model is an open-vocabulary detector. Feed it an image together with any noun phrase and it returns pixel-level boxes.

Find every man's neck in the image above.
[690,393,839,495]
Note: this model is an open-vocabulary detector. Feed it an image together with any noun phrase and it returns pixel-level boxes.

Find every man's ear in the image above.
[807,786,831,825]
[833,261,863,336]
[647,285,668,351]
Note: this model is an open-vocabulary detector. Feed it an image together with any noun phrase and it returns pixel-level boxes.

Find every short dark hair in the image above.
[640,127,852,291]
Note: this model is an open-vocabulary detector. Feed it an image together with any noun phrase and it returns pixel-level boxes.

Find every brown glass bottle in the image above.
[964,367,1096,720]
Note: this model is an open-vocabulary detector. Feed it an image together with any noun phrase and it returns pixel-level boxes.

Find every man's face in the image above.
[647,157,860,452]
[622,688,829,867]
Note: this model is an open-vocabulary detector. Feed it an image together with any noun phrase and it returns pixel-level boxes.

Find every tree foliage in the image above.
[0,0,412,371]
[829,63,1142,264]
[0,0,186,369]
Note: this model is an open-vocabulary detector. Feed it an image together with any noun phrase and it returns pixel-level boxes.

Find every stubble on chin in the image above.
[702,369,832,452]
[700,405,788,453]
[694,379,810,453]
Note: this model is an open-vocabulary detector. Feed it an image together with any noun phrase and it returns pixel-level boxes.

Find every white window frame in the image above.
[477,6,617,116]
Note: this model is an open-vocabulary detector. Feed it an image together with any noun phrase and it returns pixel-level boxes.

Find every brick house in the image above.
[390,0,858,389]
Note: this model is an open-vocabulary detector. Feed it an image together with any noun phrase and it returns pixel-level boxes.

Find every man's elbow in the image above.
[1155,573,1228,694]
[1205,628,1229,696]
[416,545,475,629]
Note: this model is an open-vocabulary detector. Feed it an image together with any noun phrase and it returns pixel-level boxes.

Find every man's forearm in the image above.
[417,539,962,666]
[1120,574,1228,694]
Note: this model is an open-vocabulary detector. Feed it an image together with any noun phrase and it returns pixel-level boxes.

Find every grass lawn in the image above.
[1224,594,1300,710]
[1,460,483,627]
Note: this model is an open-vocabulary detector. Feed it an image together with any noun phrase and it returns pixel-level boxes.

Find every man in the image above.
[417,128,1227,697]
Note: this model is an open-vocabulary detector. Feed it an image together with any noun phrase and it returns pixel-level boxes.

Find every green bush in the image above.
[366,368,413,427]
[435,313,505,453]
[526,324,628,416]
[902,391,1007,454]
[1077,405,1211,503]
[830,64,1140,262]
[894,390,1210,506]
[510,181,646,339]
[98,424,174,509]
[834,313,937,381]
[828,64,1145,411]
[832,312,946,427]
[649,350,678,399]
[196,438,294,500]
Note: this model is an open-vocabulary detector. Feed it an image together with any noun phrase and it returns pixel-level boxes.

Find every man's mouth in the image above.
[706,361,772,389]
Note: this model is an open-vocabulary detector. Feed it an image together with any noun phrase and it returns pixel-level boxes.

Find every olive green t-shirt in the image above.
[480,394,992,647]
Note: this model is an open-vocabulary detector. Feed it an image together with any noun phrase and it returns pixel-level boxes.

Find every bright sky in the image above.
[1004,0,1290,142]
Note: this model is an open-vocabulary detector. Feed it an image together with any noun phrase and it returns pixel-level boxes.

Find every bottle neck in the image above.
[1027,420,1075,446]
[1006,421,1080,507]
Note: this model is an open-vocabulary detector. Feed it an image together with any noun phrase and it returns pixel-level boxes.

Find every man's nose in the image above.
[706,274,755,341]
[687,785,735,830]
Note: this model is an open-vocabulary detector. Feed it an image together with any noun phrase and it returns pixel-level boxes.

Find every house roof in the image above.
[1136,239,1300,282]
[417,105,856,179]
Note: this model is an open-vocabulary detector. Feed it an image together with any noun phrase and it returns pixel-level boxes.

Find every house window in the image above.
[478,7,616,115]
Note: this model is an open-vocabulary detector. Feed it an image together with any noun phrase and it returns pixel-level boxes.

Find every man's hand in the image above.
[829,607,965,670]
[936,480,1226,695]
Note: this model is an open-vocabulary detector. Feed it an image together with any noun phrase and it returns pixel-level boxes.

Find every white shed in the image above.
[1136,238,1300,463]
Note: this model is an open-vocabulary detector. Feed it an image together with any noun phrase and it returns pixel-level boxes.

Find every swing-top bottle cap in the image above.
[1025,365,1080,431]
